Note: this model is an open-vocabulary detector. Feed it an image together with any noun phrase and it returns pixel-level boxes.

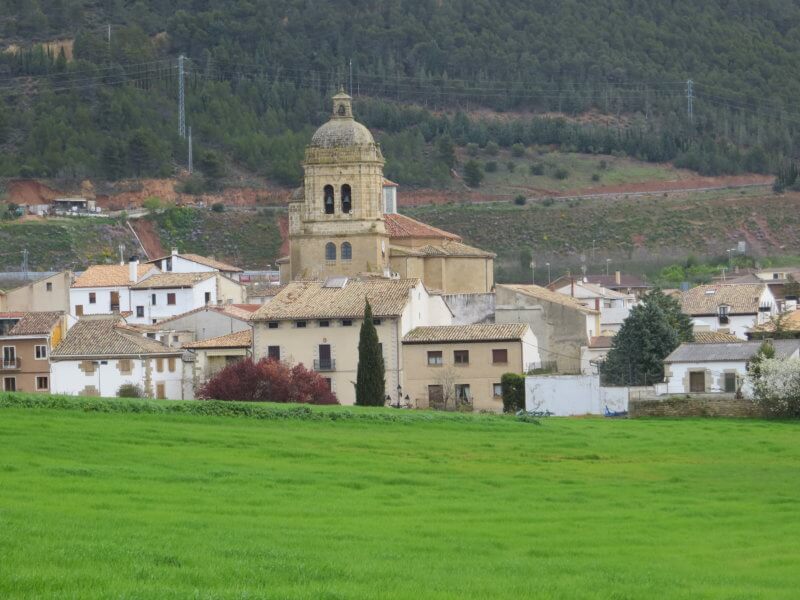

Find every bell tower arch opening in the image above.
[341,184,352,214]
[323,185,334,214]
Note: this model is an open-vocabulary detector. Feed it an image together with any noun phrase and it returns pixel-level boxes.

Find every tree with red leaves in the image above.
[197,358,338,404]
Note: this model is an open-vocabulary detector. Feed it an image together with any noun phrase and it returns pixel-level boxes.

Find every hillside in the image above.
[0,0,796,191]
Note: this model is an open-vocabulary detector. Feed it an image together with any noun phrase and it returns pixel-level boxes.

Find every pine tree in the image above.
[355,300,385,406]
[642,288,694,343]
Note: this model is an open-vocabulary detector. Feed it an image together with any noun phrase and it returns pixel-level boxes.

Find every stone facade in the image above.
[288,91,389,281]
[629,395,761,418]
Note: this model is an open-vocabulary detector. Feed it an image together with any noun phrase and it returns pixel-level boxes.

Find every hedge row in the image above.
[0,393,533,425]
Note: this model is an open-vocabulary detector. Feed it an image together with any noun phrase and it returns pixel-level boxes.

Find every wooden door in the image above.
[156,382,166,399]
[689,371,705,393]
[110,291,120,312]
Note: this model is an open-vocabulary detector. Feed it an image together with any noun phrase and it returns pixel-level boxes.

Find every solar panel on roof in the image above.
[323,276,348,288]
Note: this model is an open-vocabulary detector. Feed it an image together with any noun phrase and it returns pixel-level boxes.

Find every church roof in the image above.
[390,242,495,259]
[310,119,375,148]
[384,213,461,241]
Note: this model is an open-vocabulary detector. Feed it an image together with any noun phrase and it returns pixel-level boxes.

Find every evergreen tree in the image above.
[463,159,483,188]
[641,288,694,343]
[355,300,385,406]
[600,303,679,386]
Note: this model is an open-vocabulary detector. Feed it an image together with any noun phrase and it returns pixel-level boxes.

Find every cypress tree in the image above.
[355,299,385,406]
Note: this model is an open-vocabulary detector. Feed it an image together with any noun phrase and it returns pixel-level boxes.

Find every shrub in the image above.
[749,356,800,417]
[511,143,525,157]
[514,194,527,206]
[541,197,555,207]
[177,175,206,195]
[197,358,338,404]
[506,161,516,172]
[553,168,569,180]
[463,160,483,188]
[591,173,601,182]
[485,141,499,156]
[211,202,225,213]
[142,196,163,212]
[599,159,608,170]
[466,143,479,157]
[485,161,498,173]
[529,163,544,176]
[501,373,526,413]
[117,383,143,398]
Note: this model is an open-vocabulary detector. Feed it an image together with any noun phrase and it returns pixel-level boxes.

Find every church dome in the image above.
[309,90,375,148]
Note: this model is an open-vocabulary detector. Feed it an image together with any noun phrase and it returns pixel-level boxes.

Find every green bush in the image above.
[511,143,525,157]
[485,161,498,173]
[553,168,569,180]
[485,141,499,156]
[211,202,225,213]
[466,143,479,157]
[591,173,601,182]
[117,383,143,398]
[501,373,526,413]
[514,194,527,206]
[530,163,545,176]
[506,161,516,172]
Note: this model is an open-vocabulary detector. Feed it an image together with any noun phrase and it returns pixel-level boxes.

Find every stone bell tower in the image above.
[287,90,390,281]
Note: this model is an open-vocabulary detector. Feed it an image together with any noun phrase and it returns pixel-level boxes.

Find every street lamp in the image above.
[529,260,536,285]
[545,262,551,284]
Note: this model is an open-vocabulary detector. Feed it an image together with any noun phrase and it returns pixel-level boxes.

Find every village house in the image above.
[245,283,285,305]
[250,277,453,405]
[184,329,252,391]
[127,272,218,325]
[549,279,635,332]
[70,259,159,317]
[50,315,186,399]
[679,283,776,339]
[551,271,651,299]
[402,323,538,412]
[0,311,69,393]
[0,271,73,313]
[747,310,800,339]
[495,284,600,374]
[147,303,258,343]
[145,249,244,282]
[279,90,495,294]
[662,339,800,397]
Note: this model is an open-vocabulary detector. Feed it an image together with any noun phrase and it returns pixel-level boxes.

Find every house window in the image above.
[454,350,469,365]
[4,377,16,391]
[724,372,737,393]
[323,185,335,214]
[427,351,443,366]
[295,321,307,328]
[268,346,280,361]
[341,184,352,213]
[373,318,382,326]
[75,305,83,317]
[136,306,145,318]
[268,321,279,329]
[492,349,508,364]
[46,282,53,292]
[36,376,49,391]
[110,291,120,312]
[167,293,176,305]
[325,242,336,262]
[493,383,503,397]
[3,346,16,368]
[341,319,352,326]
[88,292,96,304]
[428,384,443,405]
[151,293,157,306]
[156,358,164,373]
[168,357,176,373]
[455,384,471,401]
[205,292,211,304]
[319,320,330,327]
[165,257,172,272]
[718,305,730,324]
[322,377,332,390]
[35,345,47,360]
[341,242,352,261]
[172,335,179,343]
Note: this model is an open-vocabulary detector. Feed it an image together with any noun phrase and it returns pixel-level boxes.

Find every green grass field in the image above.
[1,405,799,599]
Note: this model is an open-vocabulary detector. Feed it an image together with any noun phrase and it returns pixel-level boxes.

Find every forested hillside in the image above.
[1,0,799,188]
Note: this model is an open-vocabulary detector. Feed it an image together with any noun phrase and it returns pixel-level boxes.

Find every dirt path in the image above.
[129,219,165,259]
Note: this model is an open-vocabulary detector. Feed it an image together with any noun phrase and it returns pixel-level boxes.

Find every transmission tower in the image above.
[686,79,694,122]
[178,55,186,139]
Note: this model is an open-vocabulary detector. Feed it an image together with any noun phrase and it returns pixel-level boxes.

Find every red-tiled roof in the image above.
[384,213,461,241]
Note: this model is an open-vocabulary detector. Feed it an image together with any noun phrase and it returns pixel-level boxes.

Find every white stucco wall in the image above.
[70,286,132,316]
[127,278,217,324]
[691,315,757,340]
[664,360,751,396]
[51,356,184,399]
[525,374,629,416]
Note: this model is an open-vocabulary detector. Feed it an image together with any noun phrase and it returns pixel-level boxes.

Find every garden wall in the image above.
[629,394,761,418]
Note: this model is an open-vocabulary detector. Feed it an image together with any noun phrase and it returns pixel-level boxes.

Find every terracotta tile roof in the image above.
[131,272,216,289]
[384,213,461,241]
[5,311,63,336]
[246,284,286,298]
[72,264,158,288]
[498,284,599,315]
[251,278,421,321]
[693,331,742,343]
[403,323,529,343]
[146,253,242,272]
[589,335,614,349]
[383,178,398,187]
[750,310,800,334]
[680,283,768,315]
[51,316,179,358]
[184,329,252,349]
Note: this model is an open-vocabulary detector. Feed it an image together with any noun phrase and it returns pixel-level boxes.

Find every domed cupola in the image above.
[309,89,379,152]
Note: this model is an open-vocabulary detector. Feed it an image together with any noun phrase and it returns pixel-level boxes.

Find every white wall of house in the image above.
[70,286,132,316]
[521,329,541,372]
[692,314,759,340]
[51,356,184,399]
[154,254,215,274]
[664,360,751,396]
[128,278,217,324]
[156,309,251,342]
[525,374,629,416]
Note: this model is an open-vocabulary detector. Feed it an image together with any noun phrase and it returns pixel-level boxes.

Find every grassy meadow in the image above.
[1,404,799,598]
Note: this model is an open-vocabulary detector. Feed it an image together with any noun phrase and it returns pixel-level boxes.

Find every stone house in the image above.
[679,283,775,339]
[183,329,252,392]
[0,311,69,393]
[402,323,538,412]
[70,259,159,317]
[549,280,635,332]
[50,315,185,399]
[0,271,74,313]
[250,277,453,405]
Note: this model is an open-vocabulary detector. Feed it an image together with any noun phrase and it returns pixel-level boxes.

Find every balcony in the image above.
[313,358,336,372]
[1,358,21,370]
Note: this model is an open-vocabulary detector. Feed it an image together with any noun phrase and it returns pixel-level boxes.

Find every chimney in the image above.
[129,256,139,283]
[615,270,621,285]
[171,247,178,256]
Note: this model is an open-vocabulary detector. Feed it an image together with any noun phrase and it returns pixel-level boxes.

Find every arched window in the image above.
[341,242,352,261]
[341,184,352,214]
[325,242,336,261]
[323,185,334,214]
